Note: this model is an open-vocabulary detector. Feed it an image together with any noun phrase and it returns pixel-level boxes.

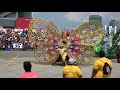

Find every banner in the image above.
[13,43,23,48]
[16,18,32,29]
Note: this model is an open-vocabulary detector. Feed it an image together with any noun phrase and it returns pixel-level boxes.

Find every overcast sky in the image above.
[32,12,120,31]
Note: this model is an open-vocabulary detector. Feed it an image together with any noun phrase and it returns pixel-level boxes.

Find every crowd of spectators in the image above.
[0,28,73,51]
[0,28,36,51]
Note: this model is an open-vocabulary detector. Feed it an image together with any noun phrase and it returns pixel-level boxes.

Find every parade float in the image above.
[28,18,104,65]
[107,29,120,58]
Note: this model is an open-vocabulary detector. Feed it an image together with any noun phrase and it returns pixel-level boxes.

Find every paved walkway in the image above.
[0,51,119,78]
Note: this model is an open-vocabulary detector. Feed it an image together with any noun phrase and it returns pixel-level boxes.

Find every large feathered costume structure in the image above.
[28,18,104,65]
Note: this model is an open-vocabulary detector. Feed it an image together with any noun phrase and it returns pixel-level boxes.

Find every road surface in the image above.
[0,51,119,78]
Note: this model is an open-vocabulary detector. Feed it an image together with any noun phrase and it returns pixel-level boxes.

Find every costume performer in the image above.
[28,18,104,66]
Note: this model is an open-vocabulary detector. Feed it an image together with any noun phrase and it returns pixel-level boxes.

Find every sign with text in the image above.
[13,43,23,48]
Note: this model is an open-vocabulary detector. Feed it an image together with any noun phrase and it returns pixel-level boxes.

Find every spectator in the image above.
[114,47,120,63]
[91,50,112,78]
[62,58,82,78]
[19,61,39,78]
[0,28,35,51]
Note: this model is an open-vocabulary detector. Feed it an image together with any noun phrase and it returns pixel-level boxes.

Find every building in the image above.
[89,15,102,25]
[108,20,120,32]
[105,20,120,58]
[18,12,32,18]
[104,20,120,55]
[0,12,32,28]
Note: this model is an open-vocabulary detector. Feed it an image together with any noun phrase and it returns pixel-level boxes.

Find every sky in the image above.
[32,12,120,31]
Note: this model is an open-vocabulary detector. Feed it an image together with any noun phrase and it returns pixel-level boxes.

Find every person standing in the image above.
[91,50,112,78]
[19,61,39,78]
[114,47,120,63]
[62,58,82,78]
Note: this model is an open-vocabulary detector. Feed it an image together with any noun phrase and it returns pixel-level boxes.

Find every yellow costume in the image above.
[57,38,71,65]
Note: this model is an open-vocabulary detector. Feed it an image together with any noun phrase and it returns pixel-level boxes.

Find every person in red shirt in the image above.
[19,61,39,78]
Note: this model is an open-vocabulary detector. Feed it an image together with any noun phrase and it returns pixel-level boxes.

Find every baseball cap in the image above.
[68,58,75,64]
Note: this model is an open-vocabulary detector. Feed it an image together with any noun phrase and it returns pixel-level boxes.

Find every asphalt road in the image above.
[0,51,119,78]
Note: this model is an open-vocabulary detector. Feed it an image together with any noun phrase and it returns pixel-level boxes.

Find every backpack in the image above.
[100,60,111,75]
